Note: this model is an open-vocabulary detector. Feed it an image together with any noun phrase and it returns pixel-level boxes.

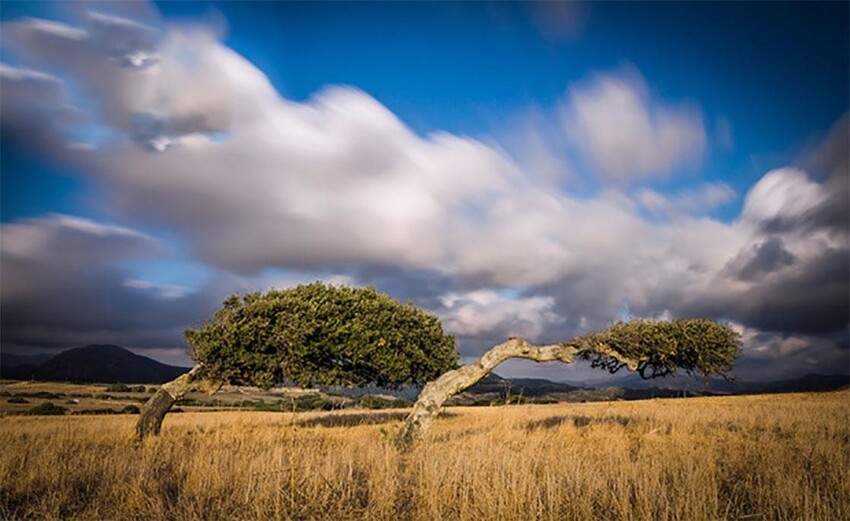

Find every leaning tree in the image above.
[393,318,741,448]
[136,283,458,439]
[137,282,741,449]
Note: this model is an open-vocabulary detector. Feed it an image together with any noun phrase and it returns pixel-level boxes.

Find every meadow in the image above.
[1,390,848,520]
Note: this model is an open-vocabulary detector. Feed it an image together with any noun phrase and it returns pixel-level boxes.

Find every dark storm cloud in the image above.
[349,267,458,311]
[730,248,849,335]
[0,215,217,352]
[762,115,850,236]
[722,237,796,282]
[0,65,80,150]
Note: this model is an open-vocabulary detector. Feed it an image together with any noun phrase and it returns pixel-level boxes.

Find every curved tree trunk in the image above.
[135,365,221,440]
[394,337,638,449]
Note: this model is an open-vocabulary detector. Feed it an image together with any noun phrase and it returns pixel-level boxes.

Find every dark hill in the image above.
[462,374,577,397]
[1,352,55,368]
[34,344,190,384]
[1,352,56,380]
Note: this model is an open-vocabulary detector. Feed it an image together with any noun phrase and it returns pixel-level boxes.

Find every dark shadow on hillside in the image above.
[525,414,634,431]
[297,410,459,428]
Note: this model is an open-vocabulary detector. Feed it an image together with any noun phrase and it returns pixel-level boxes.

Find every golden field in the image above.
[1,390,848,521]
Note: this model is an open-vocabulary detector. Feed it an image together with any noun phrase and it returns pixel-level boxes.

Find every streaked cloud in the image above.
[0,3,846,381]
[561,69,707,181]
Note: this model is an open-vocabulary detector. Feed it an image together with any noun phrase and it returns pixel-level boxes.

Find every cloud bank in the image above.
[1,4,846,379]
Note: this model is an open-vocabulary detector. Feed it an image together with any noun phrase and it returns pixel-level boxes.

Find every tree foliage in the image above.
[395,318,742,447]
[186,283,458,389]
[576,318,742,380]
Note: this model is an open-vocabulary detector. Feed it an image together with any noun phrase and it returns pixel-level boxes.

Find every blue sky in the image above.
[1,1,847,382]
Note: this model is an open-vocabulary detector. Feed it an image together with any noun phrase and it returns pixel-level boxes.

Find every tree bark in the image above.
[135,365,221,440]
[394,337,638,449]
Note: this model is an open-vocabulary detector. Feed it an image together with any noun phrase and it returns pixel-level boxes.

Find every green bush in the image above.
[25,402,67,415]
[105,384,130,393]
[122,405,141,414]
[15,391,62,399]
[186,282,458,389]
[355,395,411,410]
[7,396,29,404]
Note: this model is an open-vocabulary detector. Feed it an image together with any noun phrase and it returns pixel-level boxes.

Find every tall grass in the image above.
[2,391,848,520]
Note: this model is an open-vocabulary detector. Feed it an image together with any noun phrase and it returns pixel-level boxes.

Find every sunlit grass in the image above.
[2,391,848,520]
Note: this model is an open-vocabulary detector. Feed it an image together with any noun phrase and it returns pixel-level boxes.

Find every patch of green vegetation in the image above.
[71,405,139,415]
[25,402,67,415]
[12,391,64,399]
[354,395,411,410]
[104,384,147,393]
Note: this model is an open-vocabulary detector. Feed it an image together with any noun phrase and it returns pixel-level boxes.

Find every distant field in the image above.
[0,380,385,416]
[1,390,848,520]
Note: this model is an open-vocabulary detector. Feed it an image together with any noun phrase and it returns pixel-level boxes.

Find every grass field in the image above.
[1,390,848,520]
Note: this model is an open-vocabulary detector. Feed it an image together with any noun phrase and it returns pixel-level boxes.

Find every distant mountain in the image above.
[454,372,849,404]
[721,374,849,395]
[0,352,55,380]
[4,344,847,397]
[1,352,56,368]
[556,372,849,395]
[32,344,190,384]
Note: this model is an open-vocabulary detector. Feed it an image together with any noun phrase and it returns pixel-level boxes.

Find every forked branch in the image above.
[394,319,740,449]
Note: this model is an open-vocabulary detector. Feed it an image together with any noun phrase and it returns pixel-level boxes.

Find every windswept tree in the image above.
[136,283,458,439]
[137,282,740,450]
[393,319,741,448]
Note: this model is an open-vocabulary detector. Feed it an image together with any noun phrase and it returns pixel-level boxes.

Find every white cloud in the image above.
[637,182,735,218]
[0,213,157,272]
[561,70,707,180]
[741,168,830,232]
[437,290,562,340]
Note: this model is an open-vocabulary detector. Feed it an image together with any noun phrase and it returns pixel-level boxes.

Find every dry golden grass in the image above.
[1,391,848,520]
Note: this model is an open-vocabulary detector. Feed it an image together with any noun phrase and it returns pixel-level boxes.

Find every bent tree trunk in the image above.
[394,337,639,449]
[135,364,221,440]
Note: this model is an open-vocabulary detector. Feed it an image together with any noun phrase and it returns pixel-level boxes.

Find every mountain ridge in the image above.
[2,346,846,397]
[1,344,190,384]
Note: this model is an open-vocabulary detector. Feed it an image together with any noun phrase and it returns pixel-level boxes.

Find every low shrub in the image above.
[15,391,62,399]
[25,402,67,415]
[355,395,411,410]
[7,397,29,404]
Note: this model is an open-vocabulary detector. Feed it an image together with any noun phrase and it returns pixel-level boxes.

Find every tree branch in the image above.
[394,336,641,449]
